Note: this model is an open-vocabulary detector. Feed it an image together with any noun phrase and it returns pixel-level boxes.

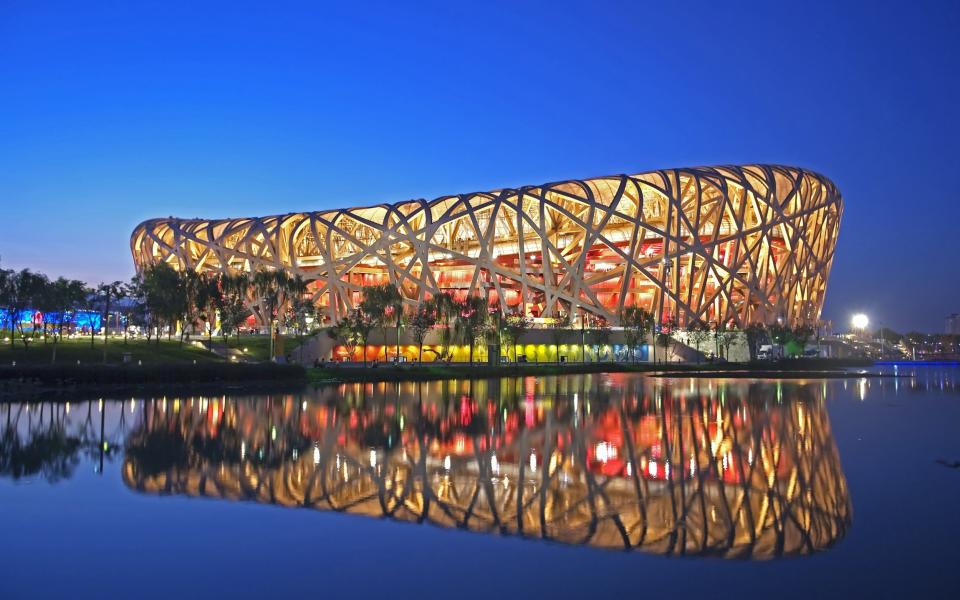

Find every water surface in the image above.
[2,369,959,598]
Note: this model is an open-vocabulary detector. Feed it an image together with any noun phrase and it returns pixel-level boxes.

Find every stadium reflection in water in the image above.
[112,374,851,559]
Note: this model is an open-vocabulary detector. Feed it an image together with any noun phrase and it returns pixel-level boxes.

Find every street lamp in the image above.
[851,313,869,354]
[851,313,869,333]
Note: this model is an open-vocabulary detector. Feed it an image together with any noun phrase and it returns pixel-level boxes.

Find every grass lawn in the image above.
[0,337,224,365]
[0,334,311,365]
[220,334,309,362]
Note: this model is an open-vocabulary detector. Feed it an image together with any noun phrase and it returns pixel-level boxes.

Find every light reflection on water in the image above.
[0,372,869,559]
[5,368,960,598]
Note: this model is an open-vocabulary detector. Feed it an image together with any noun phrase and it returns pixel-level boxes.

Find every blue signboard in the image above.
[0,309,102,331]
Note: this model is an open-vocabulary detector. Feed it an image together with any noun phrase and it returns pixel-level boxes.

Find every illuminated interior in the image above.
[131,164,842,327]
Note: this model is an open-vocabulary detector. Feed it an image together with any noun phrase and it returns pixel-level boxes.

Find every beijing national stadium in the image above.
[130,164,842,329]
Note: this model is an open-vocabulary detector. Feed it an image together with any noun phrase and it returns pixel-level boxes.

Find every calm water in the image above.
[2,369,959,599]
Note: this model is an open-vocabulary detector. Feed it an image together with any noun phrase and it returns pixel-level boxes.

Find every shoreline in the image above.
[303,359,883,385]
[0,358,921,400]
[0,362,305,401]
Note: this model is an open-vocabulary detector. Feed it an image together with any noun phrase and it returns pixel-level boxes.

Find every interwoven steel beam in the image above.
[131,164,842,327]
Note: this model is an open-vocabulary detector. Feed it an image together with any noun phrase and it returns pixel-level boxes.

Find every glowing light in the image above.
[595,441,617,463]
[851,313,869,331]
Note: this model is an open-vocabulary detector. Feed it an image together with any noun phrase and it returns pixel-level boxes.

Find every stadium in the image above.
[131,164,842,328]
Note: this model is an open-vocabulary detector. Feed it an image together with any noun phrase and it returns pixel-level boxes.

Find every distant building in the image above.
[947,313,960,335]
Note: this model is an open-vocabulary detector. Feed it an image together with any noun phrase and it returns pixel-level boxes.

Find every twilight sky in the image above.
[1,0,958,332]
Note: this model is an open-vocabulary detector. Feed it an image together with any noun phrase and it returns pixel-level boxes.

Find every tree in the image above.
[4,270,49,350]
[177,270,210,345]
[713,321,737,361]
[359,283,403,361]
[140,262,185,344]
[619,306,654,362]
[283,277,313,363]
[327,314,362,362]
[686,319,712,363]
[657,317,678,362]
[384,286,404,361]
[44,277,87,364]
[189,272,220,349]
[547,312,571,362]
[791,324,815,355]
[768,322,791,359]
[431,292,457,360]
[407,303,438,362]
[127,273,150,342]
[0,268,12,345]
[500,311,531,362]
[656,330,672,360]
[744,323,767,360]
[31,277,57,345]
[348,308,375,366]
[94,280,126,358]
[215,273,251,345]
[453,295,489,364]
[591,316,612,361]
[876,327,902,345]
[251,269,298,360]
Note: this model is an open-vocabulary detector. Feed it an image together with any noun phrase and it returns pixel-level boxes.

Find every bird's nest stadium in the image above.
[131,164,842,327]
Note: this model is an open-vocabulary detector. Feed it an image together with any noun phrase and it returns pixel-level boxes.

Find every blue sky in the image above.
[1,0,958,331]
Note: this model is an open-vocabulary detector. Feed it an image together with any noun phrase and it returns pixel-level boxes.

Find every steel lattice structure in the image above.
[131,164,842,326]
[122,376,851,558]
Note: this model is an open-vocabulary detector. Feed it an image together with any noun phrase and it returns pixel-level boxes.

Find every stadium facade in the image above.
[131,164,842,327]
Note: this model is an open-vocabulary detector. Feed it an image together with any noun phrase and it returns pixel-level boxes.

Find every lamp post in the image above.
[877,320,885,358]
[482,281,499,364]
[851,313,869,356]
[851,313,869,337]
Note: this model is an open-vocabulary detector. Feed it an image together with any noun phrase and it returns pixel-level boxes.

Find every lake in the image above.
[2,368,959,598]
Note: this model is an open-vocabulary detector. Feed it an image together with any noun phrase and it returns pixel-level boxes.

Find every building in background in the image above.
[947,313,960,335]
[131,164,842,328]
